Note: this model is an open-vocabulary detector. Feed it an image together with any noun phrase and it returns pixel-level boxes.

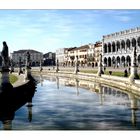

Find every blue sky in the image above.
[0,9,140,53]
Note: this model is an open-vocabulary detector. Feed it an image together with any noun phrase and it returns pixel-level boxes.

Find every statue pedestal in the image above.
[0,68,13,91]
[1,70,10,84]
[24,67,31,81]
[129,46,139,83]
[56,59,59,73]
[74,56,79,74]
[97,65,103,77]
[129,66,139,83]
[40,66,43,72]
[74,67,79,74]
[10,66,14,73]
[97,53,103,77]
[97,66,102,76]
[18,67,22,75]
[56,68,59,73]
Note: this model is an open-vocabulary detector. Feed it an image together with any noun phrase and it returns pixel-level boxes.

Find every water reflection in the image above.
[26,97,33,122]
[1,74,140,130]
[56,76,59,89]
[75,79,79,96]
[128,94,138,127]
[39,74,43,87]
[0,80,36,130]
[43,76,140,129]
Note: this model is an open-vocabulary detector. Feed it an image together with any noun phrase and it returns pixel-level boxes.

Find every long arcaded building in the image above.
[102,27,140,67]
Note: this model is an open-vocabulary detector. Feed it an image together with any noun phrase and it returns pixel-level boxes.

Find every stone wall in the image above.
[32,70,140,96]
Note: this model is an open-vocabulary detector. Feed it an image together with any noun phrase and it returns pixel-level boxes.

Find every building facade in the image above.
[43,52,56,66]
[76,45,89,66]
[56,48,69,66]
[10,49,43,66]
[102,27,140,67]
[87,42,102,67]
[56,42,102,67]
[66,45,89,67]
[67,47,77,66]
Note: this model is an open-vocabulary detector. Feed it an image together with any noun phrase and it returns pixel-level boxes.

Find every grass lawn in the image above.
[81,69,127,77]
[104,71,127,77]
[80,70,98,74]
[10,74,18,84]
[80,69,140,77]
[0,74,18,84]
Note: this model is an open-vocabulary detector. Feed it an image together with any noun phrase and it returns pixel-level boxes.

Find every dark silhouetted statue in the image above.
[1,41,9,68]
[26,52,30,62]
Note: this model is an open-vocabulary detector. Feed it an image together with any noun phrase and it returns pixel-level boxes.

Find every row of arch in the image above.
[104,37,140,53]
[104,55,140,67]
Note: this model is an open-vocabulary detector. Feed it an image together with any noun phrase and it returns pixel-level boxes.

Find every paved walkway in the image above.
[30,66,140,73]
[12,73,28,87]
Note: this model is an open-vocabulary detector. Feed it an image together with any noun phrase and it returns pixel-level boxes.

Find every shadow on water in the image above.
[0,77,37,130]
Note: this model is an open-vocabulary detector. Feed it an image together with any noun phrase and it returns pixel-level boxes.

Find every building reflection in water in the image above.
[56,77,140,127]
[0,79,36,130]
[128,94,138,127]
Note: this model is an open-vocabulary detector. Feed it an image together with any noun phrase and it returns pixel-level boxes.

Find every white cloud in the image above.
[0,10,139,53]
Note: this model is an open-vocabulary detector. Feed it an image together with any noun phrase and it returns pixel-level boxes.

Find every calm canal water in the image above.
[1,75,140,130]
